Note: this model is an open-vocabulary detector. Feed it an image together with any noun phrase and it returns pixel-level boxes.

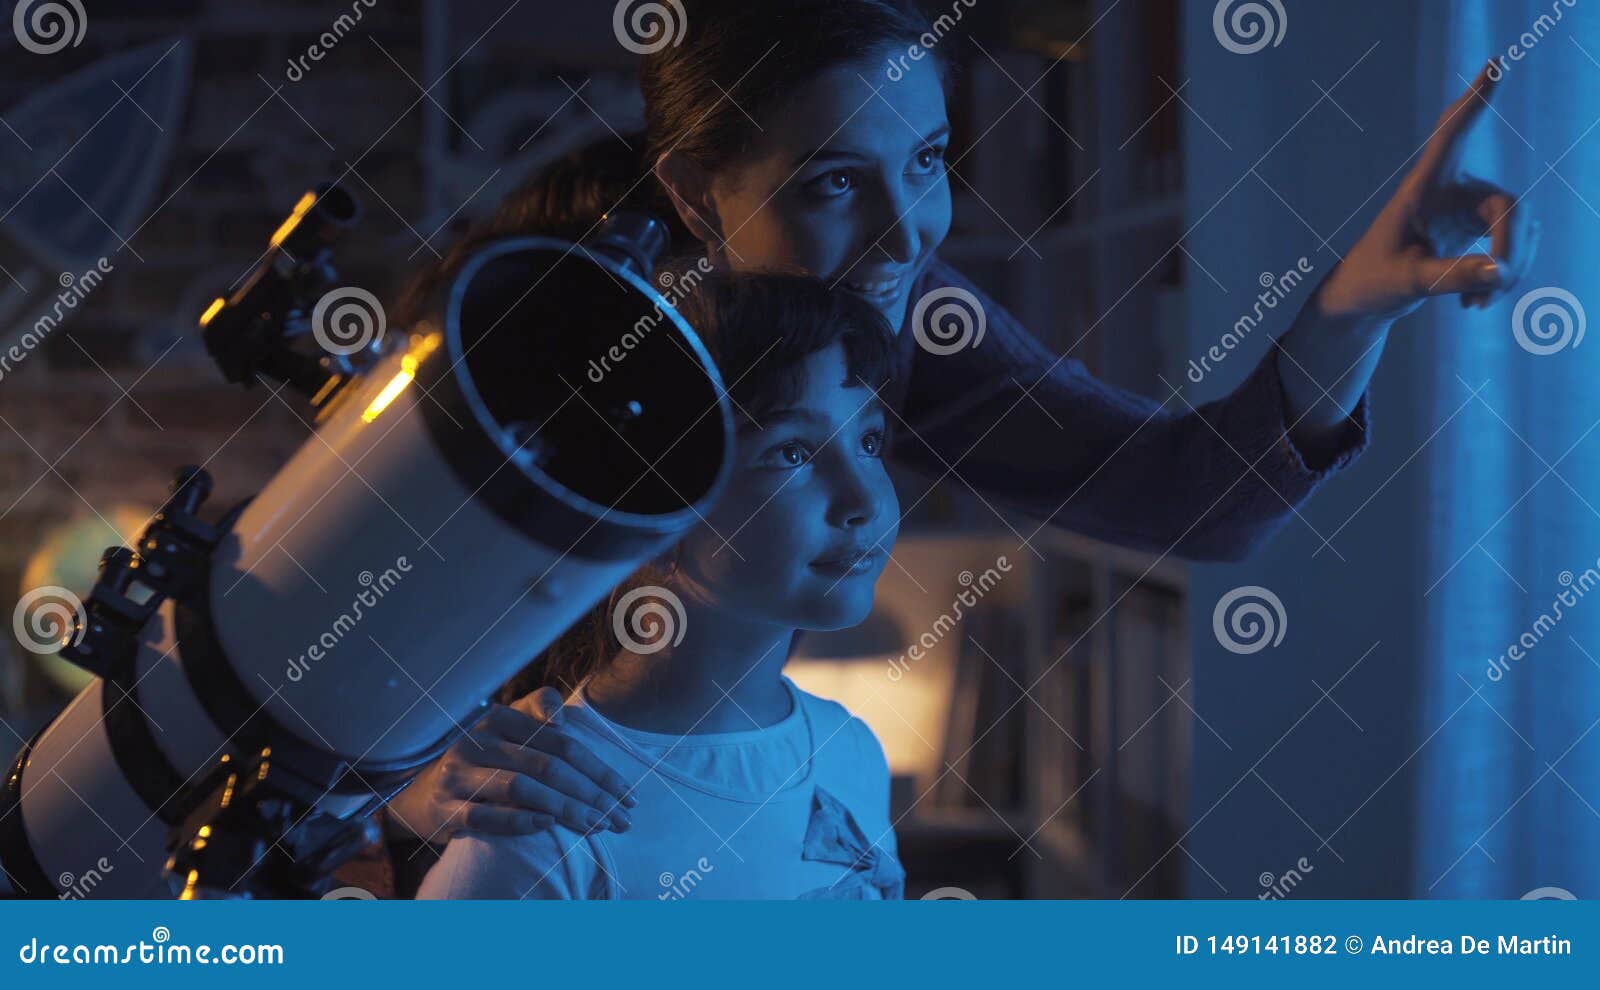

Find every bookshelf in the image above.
[789,525,1191,899]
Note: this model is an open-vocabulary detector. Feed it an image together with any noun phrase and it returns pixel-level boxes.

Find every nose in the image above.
[825,455,882,531]
[871,182,920,266]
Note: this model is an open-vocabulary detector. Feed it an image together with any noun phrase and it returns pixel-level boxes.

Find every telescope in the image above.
[0,189,732,898]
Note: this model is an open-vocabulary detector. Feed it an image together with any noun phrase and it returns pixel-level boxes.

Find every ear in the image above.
[654,150,723,247]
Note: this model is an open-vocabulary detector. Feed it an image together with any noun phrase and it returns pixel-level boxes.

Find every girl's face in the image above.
[668,53,952,335]
[675,342,900,632]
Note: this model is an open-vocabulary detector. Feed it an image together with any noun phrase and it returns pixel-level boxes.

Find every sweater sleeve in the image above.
[891,257,1370,563]
[414,827,614,900]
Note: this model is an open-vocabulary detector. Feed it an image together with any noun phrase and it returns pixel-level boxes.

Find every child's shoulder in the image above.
[788,681,890,773]
[418,823,617,900]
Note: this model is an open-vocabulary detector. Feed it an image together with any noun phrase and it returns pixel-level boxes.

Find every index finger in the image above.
[476,701,549,744]
[1412,61,1499,186]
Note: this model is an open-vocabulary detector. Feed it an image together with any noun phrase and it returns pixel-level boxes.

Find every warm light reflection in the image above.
[361,331,442,423]
[268,191,317,248]
[198,296,225,328]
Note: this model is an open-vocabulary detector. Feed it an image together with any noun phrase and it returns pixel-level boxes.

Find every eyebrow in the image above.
[748,407,823,430]
[745,393,887,432]
[791,122,951,170]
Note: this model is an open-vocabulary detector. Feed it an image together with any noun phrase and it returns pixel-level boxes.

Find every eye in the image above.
[912,145,947,175]
[806,170,854,198]
[765,440,813,468]
[861,428,887,457]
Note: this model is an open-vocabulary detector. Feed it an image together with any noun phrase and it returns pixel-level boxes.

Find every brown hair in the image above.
[394,0,954,328]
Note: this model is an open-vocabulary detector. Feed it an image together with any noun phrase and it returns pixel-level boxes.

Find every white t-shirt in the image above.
[415,675,904,900]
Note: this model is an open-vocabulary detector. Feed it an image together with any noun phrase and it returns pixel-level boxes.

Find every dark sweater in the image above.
[890,255,1369,562]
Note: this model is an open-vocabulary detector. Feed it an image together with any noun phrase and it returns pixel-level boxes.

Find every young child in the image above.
[417,270,905,900]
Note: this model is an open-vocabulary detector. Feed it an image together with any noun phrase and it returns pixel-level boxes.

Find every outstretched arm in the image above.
[1277,61,1539,461]
[893,64,1536,563]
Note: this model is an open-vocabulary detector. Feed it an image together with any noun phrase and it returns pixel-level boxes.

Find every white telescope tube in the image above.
[0,233,731,898]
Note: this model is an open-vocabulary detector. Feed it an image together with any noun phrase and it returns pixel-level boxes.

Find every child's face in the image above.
[676,342,899,632]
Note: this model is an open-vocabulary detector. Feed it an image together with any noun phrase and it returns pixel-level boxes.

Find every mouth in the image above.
[842,273,906,304]
[809,546,883,578]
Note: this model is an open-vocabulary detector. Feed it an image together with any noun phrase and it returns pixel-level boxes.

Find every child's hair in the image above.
[393,0,954,327]
[494,269,898,704]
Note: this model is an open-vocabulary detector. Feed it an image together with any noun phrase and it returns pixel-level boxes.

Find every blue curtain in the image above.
[1414,0,1600,898]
